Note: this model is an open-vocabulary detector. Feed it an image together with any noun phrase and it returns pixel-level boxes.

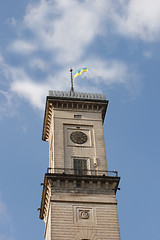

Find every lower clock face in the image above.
[70,131,87,144]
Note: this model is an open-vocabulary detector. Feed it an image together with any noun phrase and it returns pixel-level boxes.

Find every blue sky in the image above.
[0,0,160,239]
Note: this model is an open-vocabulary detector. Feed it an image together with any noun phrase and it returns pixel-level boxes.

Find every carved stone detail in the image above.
[79,210,90,219]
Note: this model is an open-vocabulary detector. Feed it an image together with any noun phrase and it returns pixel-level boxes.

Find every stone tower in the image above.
[39,90,120,240]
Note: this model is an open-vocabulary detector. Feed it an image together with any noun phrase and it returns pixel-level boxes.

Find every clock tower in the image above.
[39,90,121,240]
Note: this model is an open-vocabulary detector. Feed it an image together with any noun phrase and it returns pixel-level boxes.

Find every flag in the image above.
[74,68,88,78]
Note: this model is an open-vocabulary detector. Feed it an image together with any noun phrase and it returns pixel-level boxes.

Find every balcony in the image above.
[40,167,120,219]
[47,167,118,177]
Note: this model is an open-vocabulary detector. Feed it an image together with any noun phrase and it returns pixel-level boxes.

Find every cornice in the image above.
[42,96,108,141]
[39,173,120,220]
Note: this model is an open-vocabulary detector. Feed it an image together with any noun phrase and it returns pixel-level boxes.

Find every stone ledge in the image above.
[39,173,120,220]
[50,193,118,204]
[47,173,120,193]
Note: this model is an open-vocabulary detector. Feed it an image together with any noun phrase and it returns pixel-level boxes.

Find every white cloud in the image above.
[0,55,19,118]
[22,0,109,63]
[9,0,160,64]
[0,53,70,112]
[113,0,160,41]
[11,80,49,110]
[0,90,15,117]
[0,53,11,81]
[8,57,140,111]
[30,58,48,71]
[0,0,150,113]
[74,59,141,97]
[2,65,48,110]
[143,50,152,59]
[9,40,37,54]
[85,59,128,85]
[7,65,70,110]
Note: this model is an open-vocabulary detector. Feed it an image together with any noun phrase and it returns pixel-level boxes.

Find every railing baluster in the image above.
[47,168,118,177]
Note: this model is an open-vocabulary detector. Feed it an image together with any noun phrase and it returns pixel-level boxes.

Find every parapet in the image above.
[48,90,106,101]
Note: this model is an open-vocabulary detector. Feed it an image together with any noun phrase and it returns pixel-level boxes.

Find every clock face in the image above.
[70,131,87,144]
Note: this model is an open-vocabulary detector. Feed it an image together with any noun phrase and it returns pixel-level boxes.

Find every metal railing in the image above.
[47,168,118,177]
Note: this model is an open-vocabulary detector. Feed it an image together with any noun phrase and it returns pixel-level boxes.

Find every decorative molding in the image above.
[42,93,108,141]
[73,226,97,240]
[74,206,96,225]
[42,102,53,141]
[39,178,51,220]
[79,210,90,219]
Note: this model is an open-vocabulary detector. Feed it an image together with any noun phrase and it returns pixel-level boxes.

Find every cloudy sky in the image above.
[0,0,160,239]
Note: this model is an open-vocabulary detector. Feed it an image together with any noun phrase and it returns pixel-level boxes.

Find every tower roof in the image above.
[48,90,106,101]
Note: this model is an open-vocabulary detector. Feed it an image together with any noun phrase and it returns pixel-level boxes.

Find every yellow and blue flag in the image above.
[74,68,88,78]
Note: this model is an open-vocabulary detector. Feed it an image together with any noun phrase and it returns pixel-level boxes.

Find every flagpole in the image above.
[70,68,74,93]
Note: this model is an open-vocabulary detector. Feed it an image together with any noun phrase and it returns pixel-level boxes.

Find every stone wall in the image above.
[50,193,120,240]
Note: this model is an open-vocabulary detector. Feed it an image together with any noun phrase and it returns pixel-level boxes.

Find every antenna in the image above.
[70,68,74,93]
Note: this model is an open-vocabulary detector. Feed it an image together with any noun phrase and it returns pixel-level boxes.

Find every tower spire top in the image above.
[70,68,74,93]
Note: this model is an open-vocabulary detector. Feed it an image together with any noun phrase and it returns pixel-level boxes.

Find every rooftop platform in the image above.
[48,90,106,101]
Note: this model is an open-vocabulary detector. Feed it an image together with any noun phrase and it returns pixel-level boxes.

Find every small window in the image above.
[73,159,87,175]
[76,180,81,188]
[74,115,82,119]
